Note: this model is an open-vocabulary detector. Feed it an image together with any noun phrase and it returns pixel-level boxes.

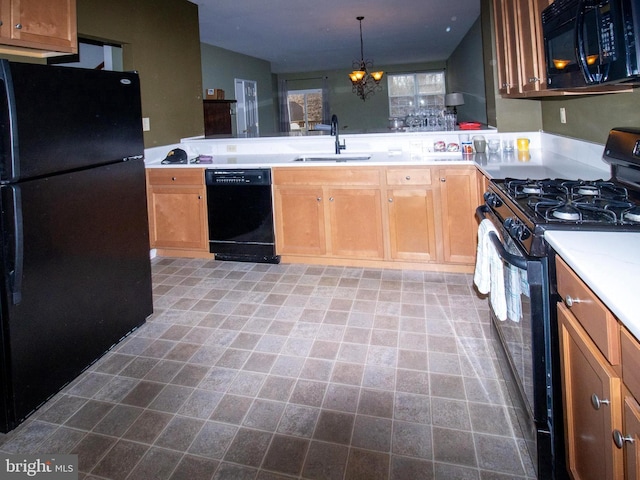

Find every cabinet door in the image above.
[493,0,520,95]
[327,188,384,259]
[273,186,326,256]
[147,185,208,250]
[387,188,437,261]
[558,303,623,480]
[622,395,640,480]
[516,0,549,93]
[438,167,479,264]
[6,0,77,53]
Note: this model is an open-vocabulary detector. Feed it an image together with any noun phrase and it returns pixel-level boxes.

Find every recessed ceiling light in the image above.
[445,26,452,32]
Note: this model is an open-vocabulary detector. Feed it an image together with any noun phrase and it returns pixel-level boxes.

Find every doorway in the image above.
[235,79,259,137]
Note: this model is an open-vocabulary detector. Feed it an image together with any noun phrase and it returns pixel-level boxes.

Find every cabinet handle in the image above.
[405,175,411,180]
[528,77,540,83]
[388,198,393,202]
[15,23,22,29]
[198,195,202,200]
[329,197,334,202]
[316,197,322,202]
[591,393,610,410]
[613,430,634,449]
[564,295,581,307]
[440,178,446,182]
[172,177,177,181]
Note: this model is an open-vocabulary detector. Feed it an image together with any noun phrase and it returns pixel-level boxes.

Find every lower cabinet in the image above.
[273,168,384,260]
[555,256,640,480]
[327,187,384,259]
[146,168,210,257]
[385,167,437,262]
[622,394,640,480]
[273,186,326,256]
[438,167,480,264]
[273,165,479,268]
[558,302,623,480]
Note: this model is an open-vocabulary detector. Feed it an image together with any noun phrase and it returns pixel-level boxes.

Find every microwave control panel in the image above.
[597,2,617,62]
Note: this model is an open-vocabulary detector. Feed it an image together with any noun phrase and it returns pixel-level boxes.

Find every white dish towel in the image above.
[474,219,507,321]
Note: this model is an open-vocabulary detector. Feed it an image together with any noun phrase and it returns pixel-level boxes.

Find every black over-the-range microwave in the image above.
[542,0,640,89]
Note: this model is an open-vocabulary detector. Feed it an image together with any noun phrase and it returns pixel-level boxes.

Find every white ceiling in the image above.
[190,0,482,74]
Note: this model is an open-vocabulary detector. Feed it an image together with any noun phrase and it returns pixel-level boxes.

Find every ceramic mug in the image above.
[517,137,530,151]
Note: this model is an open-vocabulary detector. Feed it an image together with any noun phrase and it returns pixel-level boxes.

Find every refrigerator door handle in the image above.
[0,61,19,182]
[3,185,23,304]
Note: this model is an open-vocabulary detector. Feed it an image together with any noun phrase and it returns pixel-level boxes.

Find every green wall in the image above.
[446,17,488,125]
[540,91,640,144]
[200,43,278,135]
[77,0,203,147]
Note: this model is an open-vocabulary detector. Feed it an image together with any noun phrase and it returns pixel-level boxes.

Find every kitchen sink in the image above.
[293,154,371,162]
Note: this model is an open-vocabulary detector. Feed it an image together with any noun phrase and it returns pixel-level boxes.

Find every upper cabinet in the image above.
[493,0,550,97]
[0,0,77,57]
[492,0,631,98]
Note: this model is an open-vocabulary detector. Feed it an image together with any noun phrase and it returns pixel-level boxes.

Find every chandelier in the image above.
[349,16,384,101]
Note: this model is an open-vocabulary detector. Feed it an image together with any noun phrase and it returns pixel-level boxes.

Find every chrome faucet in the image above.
[331,114,346,154]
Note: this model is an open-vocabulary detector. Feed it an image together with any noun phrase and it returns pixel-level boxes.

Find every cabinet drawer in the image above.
[622,328,640,400]
[273,167,380,186]
[556,256,620,365]
[147,168,204,185]
[386,168,432,185]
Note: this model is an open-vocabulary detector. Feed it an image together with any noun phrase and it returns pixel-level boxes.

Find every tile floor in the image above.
[0,258,537,480]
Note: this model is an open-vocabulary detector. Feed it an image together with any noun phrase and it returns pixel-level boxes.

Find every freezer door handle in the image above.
[0,61,19,182]
[2,185,23,304]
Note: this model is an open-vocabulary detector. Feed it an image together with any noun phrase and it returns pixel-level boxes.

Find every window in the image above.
[287,89,323,132]
[388,72,446,118]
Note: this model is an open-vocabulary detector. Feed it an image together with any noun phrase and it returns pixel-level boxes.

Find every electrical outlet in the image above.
[226,145,237,153]
[559,108,567,124]
[142,117,150,131]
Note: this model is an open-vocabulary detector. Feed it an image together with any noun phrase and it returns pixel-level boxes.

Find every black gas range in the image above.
[485,129,640,256]
[476,128,640,480]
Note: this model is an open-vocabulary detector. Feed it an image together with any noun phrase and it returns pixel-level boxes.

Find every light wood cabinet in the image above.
[273,165,479,270]
[0,0,77,56]
[556,256,637,480]
[385,168,437,262]
[272,167,384,261]
[327,187,384,259]
[273,186,326,256]
[622,393,640,479]
[438,166,479,264]
[493,0,550,96]
[558,302,623,480]
[146,168,210,257]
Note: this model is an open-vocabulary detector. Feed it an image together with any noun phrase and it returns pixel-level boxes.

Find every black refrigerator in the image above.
[0,60,153,432]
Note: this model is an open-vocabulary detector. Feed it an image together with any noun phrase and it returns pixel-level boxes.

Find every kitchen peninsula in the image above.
[144,129,608,270]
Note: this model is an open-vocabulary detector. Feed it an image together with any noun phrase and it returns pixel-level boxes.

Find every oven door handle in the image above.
[476,205,529,270]
[488,232,528,270]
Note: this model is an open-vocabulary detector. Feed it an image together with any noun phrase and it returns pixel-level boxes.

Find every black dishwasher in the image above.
[205,168,280,263]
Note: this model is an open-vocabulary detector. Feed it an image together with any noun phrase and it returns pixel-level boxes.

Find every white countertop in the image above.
[144,151,476,168]
[545,231,640,340]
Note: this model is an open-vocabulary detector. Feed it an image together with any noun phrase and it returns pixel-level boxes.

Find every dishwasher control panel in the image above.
[205,168,271,186]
